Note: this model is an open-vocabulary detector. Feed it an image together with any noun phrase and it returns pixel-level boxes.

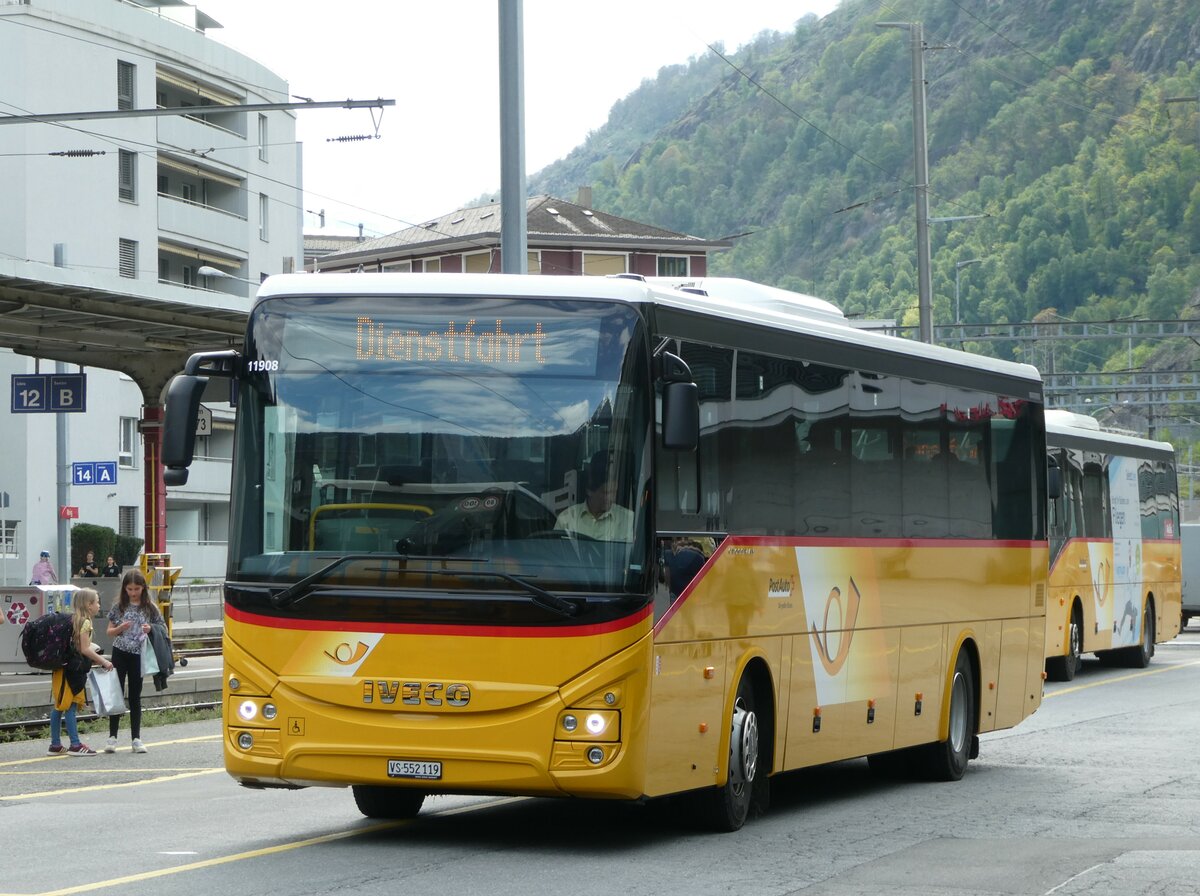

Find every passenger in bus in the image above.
[555,451,634,541]
[666,538,707,598]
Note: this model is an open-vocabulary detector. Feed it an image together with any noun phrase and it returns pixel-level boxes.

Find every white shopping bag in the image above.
[88,667,126,716]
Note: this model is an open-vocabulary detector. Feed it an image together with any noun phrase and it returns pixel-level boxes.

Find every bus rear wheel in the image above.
[352,785,426,819]
[919,649,975,781]
[699,675,761,832]
[1046,604,1083,682]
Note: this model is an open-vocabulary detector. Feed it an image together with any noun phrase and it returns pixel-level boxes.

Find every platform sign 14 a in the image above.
[73,461,117,486]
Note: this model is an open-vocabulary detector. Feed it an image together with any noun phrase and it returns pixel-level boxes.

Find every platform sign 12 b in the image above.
[11,373,87,413]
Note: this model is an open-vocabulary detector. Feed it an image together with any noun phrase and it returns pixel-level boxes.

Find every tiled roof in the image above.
[316,195,730,264]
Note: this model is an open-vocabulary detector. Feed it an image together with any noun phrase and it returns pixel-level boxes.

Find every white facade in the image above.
[0,0,302,583]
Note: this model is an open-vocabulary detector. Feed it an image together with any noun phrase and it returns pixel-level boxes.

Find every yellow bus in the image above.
[162,273,1048,831]
[1044,409,1181,680]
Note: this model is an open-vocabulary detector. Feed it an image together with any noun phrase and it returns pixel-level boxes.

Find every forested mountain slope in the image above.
[531,0,1200,395]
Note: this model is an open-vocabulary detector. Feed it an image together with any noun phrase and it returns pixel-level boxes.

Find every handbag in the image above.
[88,667,126,716]
[141,637,160,677]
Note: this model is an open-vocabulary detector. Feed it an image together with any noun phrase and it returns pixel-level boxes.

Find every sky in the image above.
[195,1,840,238]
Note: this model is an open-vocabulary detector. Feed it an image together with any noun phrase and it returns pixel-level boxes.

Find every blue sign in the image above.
[73,461,118,486]
[10,373,86,413]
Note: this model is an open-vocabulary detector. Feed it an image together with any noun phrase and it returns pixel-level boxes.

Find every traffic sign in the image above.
[60,506,79,519]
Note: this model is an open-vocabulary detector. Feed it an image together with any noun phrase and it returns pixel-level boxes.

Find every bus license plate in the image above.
[387,760,442,780]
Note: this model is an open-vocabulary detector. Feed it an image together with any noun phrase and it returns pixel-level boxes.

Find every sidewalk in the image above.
[0,652,223,712]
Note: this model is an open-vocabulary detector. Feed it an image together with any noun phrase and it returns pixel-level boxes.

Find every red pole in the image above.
[141,404,166,554]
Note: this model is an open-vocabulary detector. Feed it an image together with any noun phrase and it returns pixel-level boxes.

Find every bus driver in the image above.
[555,452,634,541]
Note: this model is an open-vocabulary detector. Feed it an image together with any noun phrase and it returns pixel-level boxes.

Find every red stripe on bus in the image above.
[225,601,652,638]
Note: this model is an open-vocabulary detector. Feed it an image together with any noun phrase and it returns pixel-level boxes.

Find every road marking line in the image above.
[1,769,223,801]
[0,797,525,896]
[1046,657,1200,698]
[0,734,220,768]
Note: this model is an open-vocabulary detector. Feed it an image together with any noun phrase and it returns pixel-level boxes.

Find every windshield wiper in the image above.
[269,554,578,617]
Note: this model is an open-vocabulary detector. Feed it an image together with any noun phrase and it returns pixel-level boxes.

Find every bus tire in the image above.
[919,649,975,782]
[1046,603,1083,682]
[700,674,761,832]
[352,785,425,819]
[1123,600,1155,669]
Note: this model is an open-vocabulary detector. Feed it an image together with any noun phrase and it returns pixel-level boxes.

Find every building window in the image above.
[119,417,138,467]
[464,251,491,273]
[182,265,197,287]
[582,253,626,276]
[258,114,268,162]
[381,261,412,272]
[117,61,136,111]
[423,258,441,273]
[118,149,136,202]
[259,193,268,241]
[528,251,541,274]
[0,519,18,558]
[658,256,689,277]
[118,239,137,278]
[118,506,139,538]
[158,256,170,283]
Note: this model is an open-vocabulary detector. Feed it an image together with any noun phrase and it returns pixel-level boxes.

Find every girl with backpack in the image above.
[47,588,112,756]
[104,569,161,754]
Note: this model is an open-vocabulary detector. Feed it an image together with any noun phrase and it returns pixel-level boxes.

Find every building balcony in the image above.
[158,194,247,254]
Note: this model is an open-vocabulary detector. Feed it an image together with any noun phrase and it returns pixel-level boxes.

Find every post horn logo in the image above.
[809,577,861,676]
[325,641,371,665]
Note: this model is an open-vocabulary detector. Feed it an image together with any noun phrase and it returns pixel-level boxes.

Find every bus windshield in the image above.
[229,294,653,599]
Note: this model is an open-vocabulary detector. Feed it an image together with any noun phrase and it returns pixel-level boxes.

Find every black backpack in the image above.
[20,612,78,671]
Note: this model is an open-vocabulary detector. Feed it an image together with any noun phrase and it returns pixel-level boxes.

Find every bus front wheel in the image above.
[352,785,426,819]
[920,649,975,781]
[699,674,761,832]
[1046,604,1083,682]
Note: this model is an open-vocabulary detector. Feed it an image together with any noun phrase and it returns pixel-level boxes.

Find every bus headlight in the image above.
[237,732,254,750]
[238,700,258,721]
[556,709,618,742]
[262,703,278,721]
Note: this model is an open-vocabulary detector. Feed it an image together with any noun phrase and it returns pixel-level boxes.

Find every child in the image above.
[105,569,161,753]
[48,588,113,756]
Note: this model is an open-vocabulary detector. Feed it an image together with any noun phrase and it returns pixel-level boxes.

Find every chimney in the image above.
[577,185,593,208]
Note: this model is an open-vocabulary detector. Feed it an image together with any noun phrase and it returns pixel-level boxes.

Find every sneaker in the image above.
[47,744,66,755]
[104,737,117,753]
[131,738,147,754]
[68,743,98,756]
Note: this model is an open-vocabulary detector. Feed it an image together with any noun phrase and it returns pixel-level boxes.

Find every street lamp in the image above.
[954,258,982,325]
[197,265,258,287]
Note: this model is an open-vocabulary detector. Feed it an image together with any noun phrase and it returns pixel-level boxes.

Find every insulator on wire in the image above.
[49,149,106,157]
[326,135,375,143]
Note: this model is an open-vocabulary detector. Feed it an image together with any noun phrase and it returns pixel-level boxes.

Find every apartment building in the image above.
[0,0,301,583]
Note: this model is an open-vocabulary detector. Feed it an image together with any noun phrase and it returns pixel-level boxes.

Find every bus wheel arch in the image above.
[1046,598,1084,682]
[697,657,774,832]
[920,640,978,781]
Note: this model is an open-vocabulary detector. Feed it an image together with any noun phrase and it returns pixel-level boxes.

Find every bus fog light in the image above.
[585,713,606,735]
[237,700,257,721]
[587,747,604,765]
[562,714,578,733]
[237,732,254,750]
[262,703,278,721]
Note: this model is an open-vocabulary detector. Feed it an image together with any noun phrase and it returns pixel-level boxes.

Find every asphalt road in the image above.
[2,633,1199,896]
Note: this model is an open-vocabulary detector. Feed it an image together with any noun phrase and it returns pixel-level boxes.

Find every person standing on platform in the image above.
[47,588,112,756]
[104,569,162,754]
[101,556,121,577]
[30,549,57,585]
[77,549,100,578]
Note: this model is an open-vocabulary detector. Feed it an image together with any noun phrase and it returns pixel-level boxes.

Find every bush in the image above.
[70,524,143,574]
